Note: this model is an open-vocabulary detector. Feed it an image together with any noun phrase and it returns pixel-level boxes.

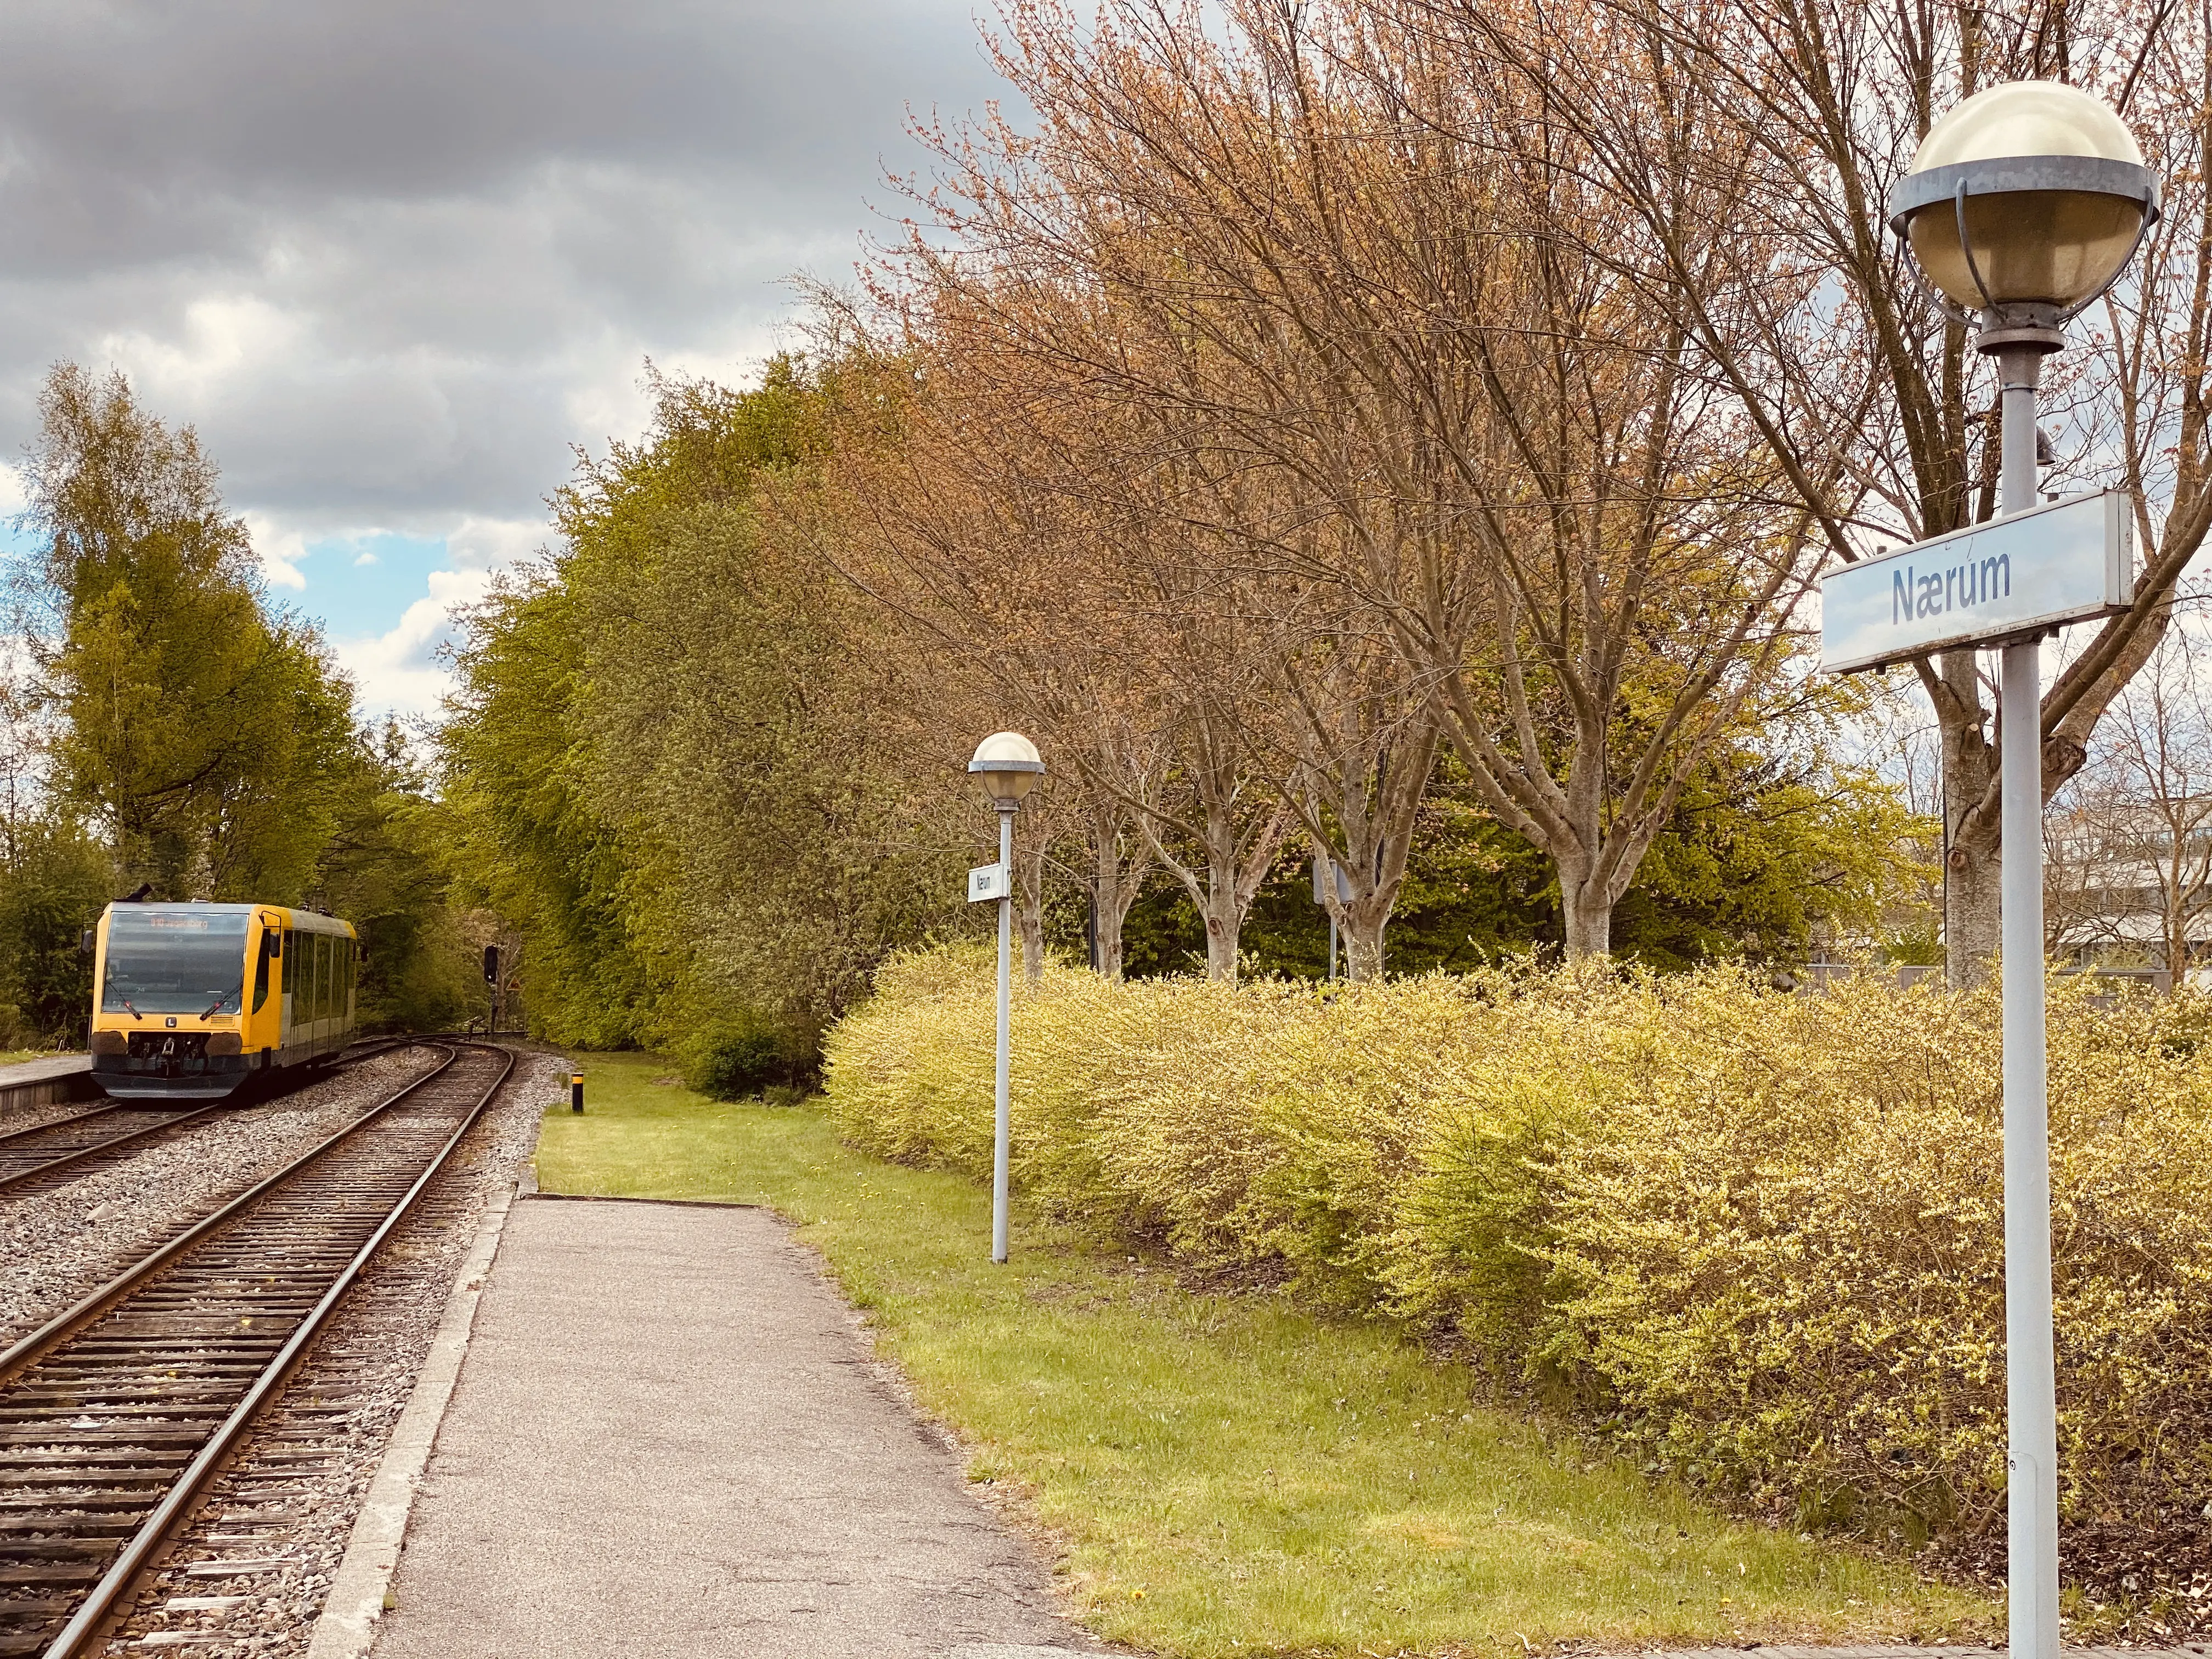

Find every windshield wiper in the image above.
[121,1000,142,1021]
[201,991,237,1019]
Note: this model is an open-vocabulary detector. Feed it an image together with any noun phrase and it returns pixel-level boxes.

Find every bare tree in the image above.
[2044,617,2212,977]
[1409,0,2212,980]
[890,0,1825,959]
[1066,439,1440,979]
[1238,594,1441,979]
[786,320,1290,980]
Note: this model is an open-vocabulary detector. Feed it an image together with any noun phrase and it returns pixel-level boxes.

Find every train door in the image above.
[278,928,295,1051]
[308,933,328,1056]
[250,916,279,1057]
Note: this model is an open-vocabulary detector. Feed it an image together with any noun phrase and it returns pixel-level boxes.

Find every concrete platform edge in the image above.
[522,1189,761,1210]
[0,1055,97,1119]
[303,1181,519,1659]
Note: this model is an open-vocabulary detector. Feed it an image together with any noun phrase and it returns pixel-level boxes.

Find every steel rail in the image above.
[0,1046,464,1393]
[0,1109,117,1150]
[0,1034,433,1212]
[331,1035,420,1068]
[0,1105,229,1200]
[34,1041,516,1658]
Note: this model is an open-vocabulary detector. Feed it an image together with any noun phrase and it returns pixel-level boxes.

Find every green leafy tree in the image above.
[441,568,663,1049]
[441,357,962,1065]
[15,365,354,900]
[0,815,112,1044]
[318,721,481,1031]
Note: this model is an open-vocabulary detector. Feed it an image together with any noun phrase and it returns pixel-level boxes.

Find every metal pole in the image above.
[1996,341,2059,1659]
[992,804,1014,1264]
[1327,913,1338,983]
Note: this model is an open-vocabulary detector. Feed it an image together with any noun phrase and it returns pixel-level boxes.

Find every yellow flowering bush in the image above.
[823,945,2212,1546]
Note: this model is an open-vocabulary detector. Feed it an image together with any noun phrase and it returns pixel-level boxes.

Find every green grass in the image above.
[535,1053,1996,1657]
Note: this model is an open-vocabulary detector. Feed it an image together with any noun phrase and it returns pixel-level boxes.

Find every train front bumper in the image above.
[91,1031,255,1099]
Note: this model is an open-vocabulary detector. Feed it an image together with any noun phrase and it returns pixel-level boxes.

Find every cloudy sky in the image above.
[0,0,1005,718]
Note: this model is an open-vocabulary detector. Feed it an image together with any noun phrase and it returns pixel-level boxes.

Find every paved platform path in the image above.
[369,1197,1104,1659]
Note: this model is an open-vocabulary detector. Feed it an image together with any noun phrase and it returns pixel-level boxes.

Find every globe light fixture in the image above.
[967,731,1044,1265]
[1887,80,2158,348]
[1886,80,2157,1659]
[967,731,1046,806]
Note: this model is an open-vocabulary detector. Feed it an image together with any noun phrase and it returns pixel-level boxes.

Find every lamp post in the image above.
[968,731,1045,1264]
[1886,81,2158,1659]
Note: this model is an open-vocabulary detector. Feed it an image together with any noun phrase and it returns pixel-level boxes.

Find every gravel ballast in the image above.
[0,1047,452,1351]
[92,1047,560,1657]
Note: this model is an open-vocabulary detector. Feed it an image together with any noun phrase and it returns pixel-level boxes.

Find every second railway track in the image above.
[0,1107,225,1203]
[0,1040,431,1206]
[0,1040,515,1658]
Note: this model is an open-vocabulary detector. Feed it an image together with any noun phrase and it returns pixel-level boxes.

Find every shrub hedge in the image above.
[825,945,2212,1559]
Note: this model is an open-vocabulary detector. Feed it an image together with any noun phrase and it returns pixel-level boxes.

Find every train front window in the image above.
[101,911,251,1017]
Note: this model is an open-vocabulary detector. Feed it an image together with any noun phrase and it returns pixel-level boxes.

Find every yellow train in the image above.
[87,902,361,1099]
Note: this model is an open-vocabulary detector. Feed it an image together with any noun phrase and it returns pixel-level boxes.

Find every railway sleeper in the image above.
[0,1042,512,1659]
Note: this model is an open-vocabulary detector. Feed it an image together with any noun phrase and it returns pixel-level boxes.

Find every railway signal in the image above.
[482,945,502,1034]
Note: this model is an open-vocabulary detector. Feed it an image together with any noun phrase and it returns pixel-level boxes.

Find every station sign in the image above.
[968,864,1012,903]
[1312,855,1351,905]
[1820,489,2133,674]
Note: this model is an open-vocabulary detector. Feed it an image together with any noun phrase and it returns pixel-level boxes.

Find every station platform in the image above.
[348,1197,1105,1659]
[0,1053,95,1118]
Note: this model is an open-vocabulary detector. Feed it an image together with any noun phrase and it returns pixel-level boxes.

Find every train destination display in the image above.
[1820,489,2134,674]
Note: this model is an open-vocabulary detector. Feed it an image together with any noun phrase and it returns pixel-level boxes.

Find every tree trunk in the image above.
[1944,835,2002,986]
[1088,804,1149,980]
[1147,811,1291,985]
[1340,907,1386,981]
[1136,790,1291,988]
[1304,723,1439,985]
[1560,875,1613,962]
[1319,877,1398,981]
[1936,650,2002,987]
[1199,882,1243,980]
[1015,830,1047,987]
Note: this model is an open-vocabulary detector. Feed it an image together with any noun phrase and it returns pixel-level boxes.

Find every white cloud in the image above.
[227,510,550,718]
[0,0,1011,726]
[0,1,1001,541]
[445,515,550,573]
[332,565,499,719]
[241,512,307,590]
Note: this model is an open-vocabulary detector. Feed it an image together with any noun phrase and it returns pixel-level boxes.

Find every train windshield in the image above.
[102,910,252,1016]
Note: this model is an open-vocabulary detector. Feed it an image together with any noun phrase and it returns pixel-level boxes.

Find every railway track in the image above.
[0,1041,427,1206]
[0,1108,225,1203]
[0,1041,514,1658]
